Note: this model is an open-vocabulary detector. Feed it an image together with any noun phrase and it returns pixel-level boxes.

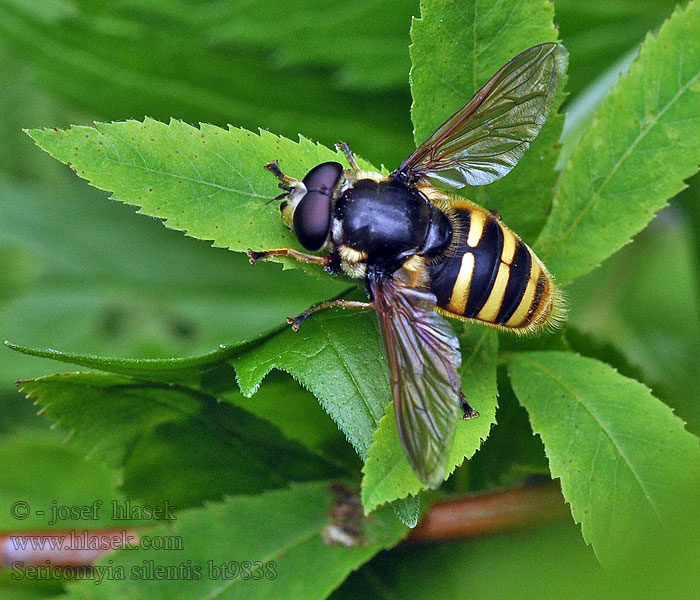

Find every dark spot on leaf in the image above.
[148,188,153,192]
[99,307,126,338]
[170,317,197,340]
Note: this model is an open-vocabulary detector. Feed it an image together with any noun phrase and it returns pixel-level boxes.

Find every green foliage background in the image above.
[1,0,699,598]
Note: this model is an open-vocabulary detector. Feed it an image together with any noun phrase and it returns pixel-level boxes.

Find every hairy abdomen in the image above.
[427,202,563,334]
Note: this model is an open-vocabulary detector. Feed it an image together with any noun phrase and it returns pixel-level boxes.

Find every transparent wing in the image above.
[369,274,463,488]
[397,43,568,188]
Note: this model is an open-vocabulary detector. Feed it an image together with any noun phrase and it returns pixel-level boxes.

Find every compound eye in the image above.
[302,161,343,193]
[294,191,332,251]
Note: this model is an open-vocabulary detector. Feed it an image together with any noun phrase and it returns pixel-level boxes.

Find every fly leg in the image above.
[264,160,301,201]
[287,299,374,332]
[247,248,333,268]
[335,141,360,171]
[265,159,297,186]
[460,392,480,419]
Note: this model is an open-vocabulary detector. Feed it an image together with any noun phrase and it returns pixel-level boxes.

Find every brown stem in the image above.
[405,479,569,545]
[0,529,138,568]
[0,481,569,568]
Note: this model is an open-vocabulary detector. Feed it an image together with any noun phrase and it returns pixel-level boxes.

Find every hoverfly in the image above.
[249,43,568,488]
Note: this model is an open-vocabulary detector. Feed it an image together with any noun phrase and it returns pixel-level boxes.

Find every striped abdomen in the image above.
[427,203,560,333]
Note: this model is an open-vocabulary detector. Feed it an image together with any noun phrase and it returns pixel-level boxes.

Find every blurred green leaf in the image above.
[563,327,648,390]
[0,40,78,184]
[557,46,638,169]
[207,0,417,91]
[62,481,407,600]
[332,521,605,600]
[556,0,678,99]
[19,373,341,509]
[508,351,700,566]
[0,0,413,166]
[223,371,358,470]
[361,327,497,512]
[409,0,563,241]
[467,369,548,491]
[0,571,65,599]
[566,208,700,434]
[537,0,700,285]
[676,171,700,318]
[0,177,343,388]
[0,432,124,531]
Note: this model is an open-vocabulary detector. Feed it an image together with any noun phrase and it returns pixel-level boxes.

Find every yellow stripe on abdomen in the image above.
[476,262,510,322]
[428,200,563,334]
[501,228,517,264]
[466,210,486,247]
[505,259,542,328]
[446,251,475,314]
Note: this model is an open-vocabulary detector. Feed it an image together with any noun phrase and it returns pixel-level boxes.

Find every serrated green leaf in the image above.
[536,0,700,285]
[233,308,388,459]
[231,303,423,526]
[361,327,498,512]
[409,0,563,240]
[391,493,420,529]
[62,481,407,600]
[508,351,700,566]
[0,432,124,531]
[26,119,374,269]
[5,340,244,388]
[19,373,340,509]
